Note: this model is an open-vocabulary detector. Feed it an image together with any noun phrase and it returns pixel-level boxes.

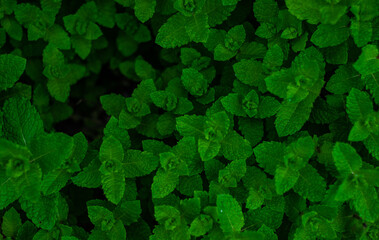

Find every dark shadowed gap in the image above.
[61,184,106,232]
[54,64,139,140]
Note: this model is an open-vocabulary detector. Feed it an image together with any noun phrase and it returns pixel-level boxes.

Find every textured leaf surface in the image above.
[254,141,284,175]
[20,194,59,230]
[3,97,43,148]
[311,16,350,48]
[221,130,252,161]
[293,164,326,202]
[156,14,190,48]
[41,169,71,195]
[275,166,299,195]
[1,207,21,237]
[31,133,74,173]
[151,168,179,198]
[0,54,26,91]
[101,171,125,204]
[123,150,159,178]
[134,0,156,23]
[332,142,362,177]
[217,194,244,233]
[346,88,373,123]
[114,200,142,226]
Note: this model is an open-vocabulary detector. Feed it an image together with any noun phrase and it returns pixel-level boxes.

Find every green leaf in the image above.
[258,224,278,240]
[353,45,379,77]
[202,0,236,27]
[135,58,156,80]
[100,136,124,163]
[44,62,86,102]
[150,91,177,111]
[346,88,373,123]
[365,72,379,105]
[351,20,372,47]
[113,200,142,226]
[221,93,245,117]
[151,168,179,198]
[157,113,176,136]
[109,220,127,240]
[256,96,280,119]
[94,0,116,28]
[40,0,62,18]
[253,0,279,23]
[246,188,265,210]
[14,3,49,41]
[154,205,181,230]
[238,118,263,147]
[320,4,347,25]
[31,133,74,174]
[198,137,221,162]
[224,25,245,51]
[214,44,237,61]
[275,56,324,137]
[255,22,277,39]
[233,59,264,87]
[178,175,203,197]
[185,14,210,43]
[180,48,201,65]
[189,214,213,237]
[71,35,92,59]
[364,133,379,161]
[71,153,102,188]
[176,114,205,138]
[100,94,125,117]
[254,141,284,175]
[2,207,21,238]
[101,171,125,205]
[0,54,27,91]
[285,0,325,24]
[348,121,370,141]
[265,69,294,99]
[218,159,246,188]
[104,118,131,152]
[326,64,362,94]
[221,131,252,161]
[134,0,156,23]
[41,168,71,195]
[119,110,141,129]
[332,142,362,177]
[1,16,23,41]
[243,90,260,118]
[275,166,299,195]
[20,194,59,230]
[172,137,200,175]
[2,97,43,148]
[310,16,350,48]
[352,185,379,222]
[275,97,314,137]
[87,205,115,231]
[293,164,326,202]
[0,172,19,210]
[16,165,42,202]
[16,221,37,240]
[45,25,71,50]
[217,194,244,233]
[122,150,159,178]
[156,13,190,48]
[181,68,208,96]
[263,44,283,70]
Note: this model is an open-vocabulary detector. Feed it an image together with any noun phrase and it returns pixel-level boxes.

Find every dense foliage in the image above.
[1,0,379,239]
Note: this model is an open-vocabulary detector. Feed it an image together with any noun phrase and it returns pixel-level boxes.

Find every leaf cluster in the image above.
[0,0,379,239]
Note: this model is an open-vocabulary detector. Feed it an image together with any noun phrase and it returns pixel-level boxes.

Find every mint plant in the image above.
[1,0,379,239]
